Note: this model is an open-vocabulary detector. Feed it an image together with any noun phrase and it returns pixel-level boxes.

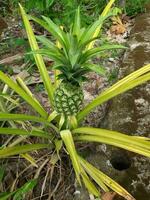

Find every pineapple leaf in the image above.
[87,2,120,49]
[78,36,100,50]
[77,63,150,122]
[73,127,150,157]
[59,114,65,130]
[72,7,81,37]
[48,111,59,122]
[79,156,135,200]
[19,5,54,108]
[72,68,90,76]
[30,49,67,65]
[78,16,106,46]
[84,63,106,76]
[0,127,52,139]
[79,8,120,48]
[0,113,49,124]
[0,144,51,158]
[77,27,86,41]
[79,156,109,192]
[29,15,68,52]
[101,0,116,17]
[80,44,127,63]
[42,16,70,52]
[60,130,81,184]
[36,35,60,51]
[0,71,47,118]
[13,179,37,200]
[81,171,100,197]
[21,153,38,168]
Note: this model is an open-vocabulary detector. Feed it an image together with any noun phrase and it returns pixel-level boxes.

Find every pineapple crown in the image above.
[30,7,125,85]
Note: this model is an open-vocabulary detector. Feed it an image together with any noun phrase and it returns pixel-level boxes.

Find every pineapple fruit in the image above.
[54,82,84,116]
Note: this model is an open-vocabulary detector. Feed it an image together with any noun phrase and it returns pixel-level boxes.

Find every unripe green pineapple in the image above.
[54,82,84,116]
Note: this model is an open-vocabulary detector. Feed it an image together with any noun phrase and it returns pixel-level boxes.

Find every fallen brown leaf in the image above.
[110,24,126,35]
[102,192,116,200]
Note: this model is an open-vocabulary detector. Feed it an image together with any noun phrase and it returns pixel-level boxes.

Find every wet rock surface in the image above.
[75,8,150,200]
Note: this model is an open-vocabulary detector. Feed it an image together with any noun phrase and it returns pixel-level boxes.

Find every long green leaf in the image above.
[42,16,70,53]
[13,179,37,200]
[77,63,150,122]
[84,63,106,76]
[79,156,135,200]
[0,113,59,133]
[31,49,67,64]
[19,4,54,107]
[0,144,50,158]
[0,113,48,123]
[35,37,68,63]
[79,16,106,47]
[87,0,116,49]
[0,71,47,118]
[29,15,69,52]
[0,127,52,139]
[101,0,116,17]
[81,44,126,63]
[16,77,43,108]
[74,127,150,149]
[36,35,57,49]
[81,171,100,197]
[60,130,81,184]
[0,180,37,200]
[79,157,109,192]
[0,93,19,107]
[72,7,81,37]
[73,127,150,157]
[0,192,16,200]
[0,94,17,128]
[77,135,150,157]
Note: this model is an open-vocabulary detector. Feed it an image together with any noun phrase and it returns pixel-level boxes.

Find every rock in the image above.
[101,8,150,200]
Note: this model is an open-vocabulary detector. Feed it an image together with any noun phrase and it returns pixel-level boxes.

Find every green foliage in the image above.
[22,0,108,26]
[121,0,148,16]
[49,0,109,26]
[0,178,37,200]
[1,0,148,21]
[13,179,37,200]
[25,0,54,12]
[0,1,150,199]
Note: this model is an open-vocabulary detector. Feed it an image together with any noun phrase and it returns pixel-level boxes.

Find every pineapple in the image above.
[53,64,88,116]
[32,7,125,116]
[54,82,83,116]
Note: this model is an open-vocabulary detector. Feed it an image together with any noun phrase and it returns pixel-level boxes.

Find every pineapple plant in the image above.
[30,7,125,117]
[1,1,150,199]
